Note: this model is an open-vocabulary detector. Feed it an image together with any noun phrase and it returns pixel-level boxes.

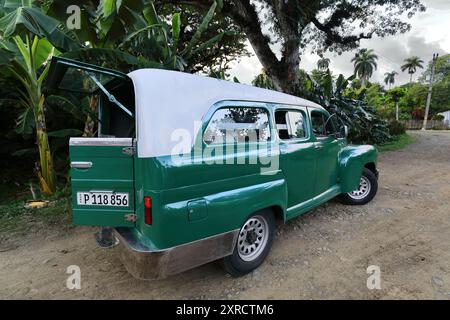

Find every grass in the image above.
[376,133,415,152]
[0,187,72,243]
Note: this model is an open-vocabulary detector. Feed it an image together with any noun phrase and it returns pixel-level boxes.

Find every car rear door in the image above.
[46,57,136,227]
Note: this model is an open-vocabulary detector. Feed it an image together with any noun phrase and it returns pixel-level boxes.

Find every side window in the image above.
[311,110,337,137]
[203,107,270,145]
[275,110,307,140]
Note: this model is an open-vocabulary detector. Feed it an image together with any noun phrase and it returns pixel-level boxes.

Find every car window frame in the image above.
[200,101,273,148]
[273,107,310,143]
[309,108,338,140]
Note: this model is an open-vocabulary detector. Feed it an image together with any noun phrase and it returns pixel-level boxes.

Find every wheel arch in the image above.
[364,162,378,178]
[338,145,378,193]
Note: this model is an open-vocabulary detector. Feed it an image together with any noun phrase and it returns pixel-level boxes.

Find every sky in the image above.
[228,0,450,86]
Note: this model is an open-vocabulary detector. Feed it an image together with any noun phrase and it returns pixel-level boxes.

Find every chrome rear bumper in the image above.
[112,228,239,280]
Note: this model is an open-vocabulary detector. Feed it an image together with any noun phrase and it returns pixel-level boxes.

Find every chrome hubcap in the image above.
[237,215,269,262]
[348,176,371,200]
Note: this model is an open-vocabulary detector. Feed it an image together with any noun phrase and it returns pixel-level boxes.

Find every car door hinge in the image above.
[124,213,137,222]
[122,146,135,156]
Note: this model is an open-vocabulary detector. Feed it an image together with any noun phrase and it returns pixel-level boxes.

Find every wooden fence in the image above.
[400,120,450,130]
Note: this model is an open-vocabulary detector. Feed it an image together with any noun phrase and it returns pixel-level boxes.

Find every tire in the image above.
[222,209,275,277]
[339,167,378,205]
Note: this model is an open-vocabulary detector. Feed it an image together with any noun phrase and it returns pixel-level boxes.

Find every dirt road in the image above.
[1,131,449,299]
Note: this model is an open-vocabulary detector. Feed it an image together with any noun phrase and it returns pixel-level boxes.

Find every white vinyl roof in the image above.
[128,69,324,158]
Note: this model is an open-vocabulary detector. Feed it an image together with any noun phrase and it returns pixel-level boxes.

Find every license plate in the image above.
[77,192,129,207]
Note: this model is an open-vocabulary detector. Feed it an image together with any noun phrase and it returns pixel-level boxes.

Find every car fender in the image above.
[338,145,378,193]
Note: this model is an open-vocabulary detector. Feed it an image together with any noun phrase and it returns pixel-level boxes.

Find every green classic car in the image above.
[47,57,378,279]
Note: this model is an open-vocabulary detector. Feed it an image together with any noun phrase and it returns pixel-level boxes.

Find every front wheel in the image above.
[221,209,275,277]
[339,168,378,205]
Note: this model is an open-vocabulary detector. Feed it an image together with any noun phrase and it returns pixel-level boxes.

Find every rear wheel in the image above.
[339,168,378,205]
[222,209,275,277]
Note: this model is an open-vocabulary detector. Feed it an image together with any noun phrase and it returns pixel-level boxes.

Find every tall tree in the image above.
[155,2,249,74]
[401,56,425,84]
[351,49,378,87]
[164,0,425,94]
[387,87,406,121]
[317,57,330,71]
[384,71,398,89]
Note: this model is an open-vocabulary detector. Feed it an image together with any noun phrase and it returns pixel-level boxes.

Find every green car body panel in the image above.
[50,57,378,279]
[70,107,378,250]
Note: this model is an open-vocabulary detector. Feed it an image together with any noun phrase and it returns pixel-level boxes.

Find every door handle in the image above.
[314,144,323,150]
[70,161,93,169]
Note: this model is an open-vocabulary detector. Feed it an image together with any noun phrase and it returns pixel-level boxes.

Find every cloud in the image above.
[228,42,262,84]
[425,0,450,10]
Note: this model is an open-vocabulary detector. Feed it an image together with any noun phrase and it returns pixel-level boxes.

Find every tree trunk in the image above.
[361,77,367,88]
[395,101,399,121]
[225,0,302,94]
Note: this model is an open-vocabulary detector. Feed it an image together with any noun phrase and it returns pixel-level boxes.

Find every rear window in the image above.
[203,107,270,145]
[99,81,135,138]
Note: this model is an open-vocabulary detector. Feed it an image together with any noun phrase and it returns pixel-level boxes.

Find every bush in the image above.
[432,114,445,121]
[299,72,392,145]
[388,120,406,136]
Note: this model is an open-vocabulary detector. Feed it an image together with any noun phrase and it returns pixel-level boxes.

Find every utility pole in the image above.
[422,53,439,130]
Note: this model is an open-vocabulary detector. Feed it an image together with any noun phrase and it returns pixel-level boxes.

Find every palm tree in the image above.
[317,57,330,71]
[351,48,378,87]
[401,56,424,84]
[384,71,398,89]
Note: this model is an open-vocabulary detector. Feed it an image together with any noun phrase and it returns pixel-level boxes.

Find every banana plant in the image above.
[0,2,83,195]
[0,35,56,195]
[301,70,391,145]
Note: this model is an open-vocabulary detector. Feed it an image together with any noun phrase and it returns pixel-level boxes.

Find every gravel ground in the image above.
[1,130,449,299]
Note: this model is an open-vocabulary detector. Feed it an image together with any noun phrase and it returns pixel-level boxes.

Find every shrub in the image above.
[388,120,406,136]
[432,114,445,121]
[299,72,392,145]
[411,107,425,120]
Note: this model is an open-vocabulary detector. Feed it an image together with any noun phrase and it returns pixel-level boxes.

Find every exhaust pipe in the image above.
[94,227,118,248]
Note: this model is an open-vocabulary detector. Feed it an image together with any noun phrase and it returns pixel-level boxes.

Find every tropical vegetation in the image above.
[351,49,378,88]
[1,0,447,203]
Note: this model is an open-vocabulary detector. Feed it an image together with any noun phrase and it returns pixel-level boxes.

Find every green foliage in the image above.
[386,87,406,103]
[364,83,384,109]
[252,69,276,90]
[377,133,414,153]
[387,120,406,136]
[317,57,330,71]
[351,49,378,87]
[401,56,424,83]
[299,70,391,145]
[384,71,398,89]
[432,114,444,121]
[419,54,450,83]
[0,0,243,194]
[0,33,57,195]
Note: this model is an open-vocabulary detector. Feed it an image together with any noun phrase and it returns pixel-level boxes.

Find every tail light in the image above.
[144,196,152,225]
